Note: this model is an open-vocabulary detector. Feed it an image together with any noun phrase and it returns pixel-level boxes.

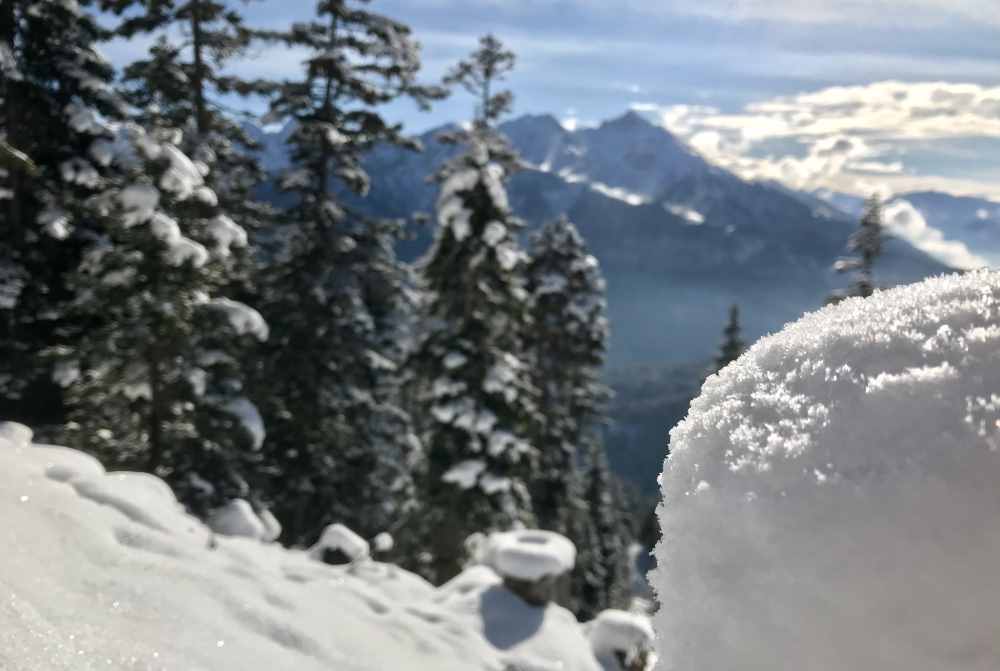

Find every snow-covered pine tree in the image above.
[573,438,633,621]
[251,0,441,546]
[55,123,269,518]
[712,304,745,374]
[103,0,272,287]
[525,216,611,536]
[829,194,884,304]
[409,34,540,583]
[0,0,124,426]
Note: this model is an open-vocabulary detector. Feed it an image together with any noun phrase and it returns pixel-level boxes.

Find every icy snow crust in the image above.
[654,270,1000,670]
[0,428,614,671]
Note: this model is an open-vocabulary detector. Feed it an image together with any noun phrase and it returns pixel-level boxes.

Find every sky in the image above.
[102,0,1000,200]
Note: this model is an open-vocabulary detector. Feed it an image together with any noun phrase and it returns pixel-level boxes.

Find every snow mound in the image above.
[71,471,211,544]
[308,523,370,563]
[486,529,576,582]
[207,499,273,541]
[586,610,655,671]
[439,565,603,671]
[654,270,1000,670]
[0,421,32,448]
[0,436,613,670]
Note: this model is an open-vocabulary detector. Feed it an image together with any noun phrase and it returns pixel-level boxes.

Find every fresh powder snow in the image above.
[654,269,1000,670]
[0,424,651,671]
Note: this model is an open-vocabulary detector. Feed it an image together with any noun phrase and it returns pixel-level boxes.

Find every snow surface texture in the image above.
[654,270,1000,670]
[0,425,647,670]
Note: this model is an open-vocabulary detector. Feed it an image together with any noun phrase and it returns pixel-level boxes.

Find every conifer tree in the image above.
[409,34,539,583]
[713,304,745,374]
[0,0,124,425]
[55,123,269,518]
[572,439,633,620]
[251,0,441,546]
[525,216,611,536]
[830,194,883,303]
[102,0,272,298]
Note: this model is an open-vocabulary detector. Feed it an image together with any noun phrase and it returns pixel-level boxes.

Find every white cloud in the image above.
[636,80,1000,199]
[883,200,986,270]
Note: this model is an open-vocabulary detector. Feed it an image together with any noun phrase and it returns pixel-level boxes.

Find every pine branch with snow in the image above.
[54,123,267,517]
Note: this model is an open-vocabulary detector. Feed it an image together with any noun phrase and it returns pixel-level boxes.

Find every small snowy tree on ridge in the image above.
[409,34,540,583]
[712,304,745,374]
[830,194,883,303]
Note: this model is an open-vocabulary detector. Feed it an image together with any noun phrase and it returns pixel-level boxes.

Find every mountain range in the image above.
[248,111,973,495]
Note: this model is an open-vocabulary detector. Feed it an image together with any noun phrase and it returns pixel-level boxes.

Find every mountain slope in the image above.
[253,112,949,365]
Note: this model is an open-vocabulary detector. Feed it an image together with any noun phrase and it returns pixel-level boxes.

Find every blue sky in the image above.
[103,0,1000,199]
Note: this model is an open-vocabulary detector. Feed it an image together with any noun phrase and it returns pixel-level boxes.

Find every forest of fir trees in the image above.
[0,0,636,619]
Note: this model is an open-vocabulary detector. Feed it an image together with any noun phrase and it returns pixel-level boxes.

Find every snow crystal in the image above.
[223,398,265,450]
[309,523,370,563]
[204,298,269,341]
[442,459,486,489]
[485,530,576,582]
[207,499,267,540]
[654,269,1000,670]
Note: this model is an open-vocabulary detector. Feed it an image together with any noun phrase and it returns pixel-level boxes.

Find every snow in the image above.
[586,610,655,671]
[119,184,160,227]
[37,208,71,239]
[308,523,371,563]
[207,499,270,540]
[439,565,603,671]
[159,144,205,200]
[206,214,249,256]
[149,212,210,268]
[443,459,487,489]
[373,532,395,553]
[0,427,639,670]
[664,202,705,225]
[204,298,269,341]
[654,269,1000,670]
[223,397,265,450]
[485,530,576,582]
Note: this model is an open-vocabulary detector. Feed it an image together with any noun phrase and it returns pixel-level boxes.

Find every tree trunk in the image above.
[190,0,208,136]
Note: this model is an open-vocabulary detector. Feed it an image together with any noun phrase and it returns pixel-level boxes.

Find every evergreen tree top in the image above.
[443,33,515,128]
[713,304,745,374]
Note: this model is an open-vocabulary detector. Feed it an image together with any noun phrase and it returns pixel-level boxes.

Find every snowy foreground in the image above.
[655,270,1000,669]
[0,426,650,671]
